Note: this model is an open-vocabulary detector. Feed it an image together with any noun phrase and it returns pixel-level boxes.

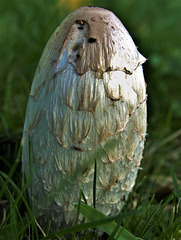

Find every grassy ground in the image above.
[0,0,181,239]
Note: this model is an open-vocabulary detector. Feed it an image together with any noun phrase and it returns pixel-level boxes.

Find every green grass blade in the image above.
[74,203,137,240]
[72,190,82,240]
[0,161,36,224]
[169,165,181,199]
[135,176,147,209]
[0,165,39,239]
[80,189,88,205]
[0,144,22,200]
[107,223,122,240]
[42,207,139,239]
[93,159,97,209]
[169,164,181,217]
[0,176,23,228]
[79,231,95,240]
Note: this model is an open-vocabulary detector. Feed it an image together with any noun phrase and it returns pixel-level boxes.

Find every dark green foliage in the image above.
[0,0,69,133]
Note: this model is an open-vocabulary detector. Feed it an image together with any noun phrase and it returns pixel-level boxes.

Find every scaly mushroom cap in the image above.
[22,6,147,229]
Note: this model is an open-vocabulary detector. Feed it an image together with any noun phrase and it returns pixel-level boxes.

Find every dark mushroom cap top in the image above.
[58,6,143,75]
[31,6,145,96]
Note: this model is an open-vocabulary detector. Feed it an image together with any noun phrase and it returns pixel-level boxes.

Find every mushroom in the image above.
[22,6,147,229]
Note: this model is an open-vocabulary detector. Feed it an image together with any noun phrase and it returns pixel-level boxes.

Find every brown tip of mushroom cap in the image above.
[65,6,118,75]
[62,6,139,75]
[40,6,140,79]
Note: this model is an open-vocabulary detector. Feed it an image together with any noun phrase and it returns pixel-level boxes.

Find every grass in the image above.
[0,0,181,239]
[0,147,181,239]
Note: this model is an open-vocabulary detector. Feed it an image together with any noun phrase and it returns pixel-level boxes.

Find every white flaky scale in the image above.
[22,6,147,228]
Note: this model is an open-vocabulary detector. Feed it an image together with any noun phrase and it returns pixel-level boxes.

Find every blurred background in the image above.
[0,0,180,190]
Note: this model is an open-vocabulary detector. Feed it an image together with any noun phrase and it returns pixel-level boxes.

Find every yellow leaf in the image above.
[57,0,92,11]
